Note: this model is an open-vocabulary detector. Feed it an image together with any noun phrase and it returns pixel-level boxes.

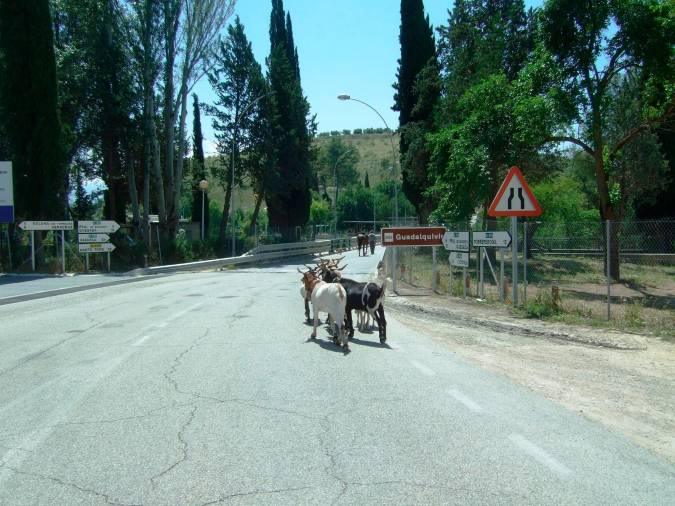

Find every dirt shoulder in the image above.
[385,287,675,465]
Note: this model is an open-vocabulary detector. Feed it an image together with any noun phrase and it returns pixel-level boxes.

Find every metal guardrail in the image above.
[139,239,334,274]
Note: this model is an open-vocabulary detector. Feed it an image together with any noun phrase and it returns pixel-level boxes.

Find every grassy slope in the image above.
[203,132,400,213]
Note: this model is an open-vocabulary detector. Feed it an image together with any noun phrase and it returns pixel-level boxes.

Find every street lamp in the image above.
[338,94,399,225]
[230,92,272,256]
[332,146,356,237]
[199,179,209,240]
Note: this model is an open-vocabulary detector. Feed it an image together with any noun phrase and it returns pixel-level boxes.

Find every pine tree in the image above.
[0,0,66,220]
[394,0,439,223]
[265,0,313,237]
[191,94,208,235]
[364,171,370,188]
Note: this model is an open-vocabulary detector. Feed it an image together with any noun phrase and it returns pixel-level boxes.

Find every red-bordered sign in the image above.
[487,166,542,217]
[381,227,446,246]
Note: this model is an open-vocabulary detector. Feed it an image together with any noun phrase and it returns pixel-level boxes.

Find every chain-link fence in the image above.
[381,220,675,335]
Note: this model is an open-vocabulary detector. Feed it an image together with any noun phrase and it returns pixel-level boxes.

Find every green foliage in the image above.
[0,0,66,220]
[523,291,562,319]
[309,197,331,225]
[531,175,599,222]
[266,0,313,236]
[317,137,360,190]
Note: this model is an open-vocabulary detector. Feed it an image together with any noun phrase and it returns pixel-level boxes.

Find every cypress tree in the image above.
[0,0,65,220]
[393,0,439,223]
[191,93,208,234]
[364,171,370,188]
[266,0,313,237]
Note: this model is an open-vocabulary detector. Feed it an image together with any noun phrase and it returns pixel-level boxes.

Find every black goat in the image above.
[321,268,387,343]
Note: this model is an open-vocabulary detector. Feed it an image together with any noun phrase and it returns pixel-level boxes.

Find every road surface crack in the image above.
[0,462,142,506]
[149,404,198,489]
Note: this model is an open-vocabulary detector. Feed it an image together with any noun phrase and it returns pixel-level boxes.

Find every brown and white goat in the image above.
[300,270,348,349]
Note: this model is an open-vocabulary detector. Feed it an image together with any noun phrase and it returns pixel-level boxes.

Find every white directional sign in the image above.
[488,166,542,217]
[78,242,115,253]
[78,220,120,234]
[78,233,110,243]
[19,220,74,231]
[148,214,159,223]
[0,161,14,223]
[472,231,512,248]
[449,251,469,268]
[442,231,469,252]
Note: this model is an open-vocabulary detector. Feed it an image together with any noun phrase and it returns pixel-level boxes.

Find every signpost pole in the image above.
[606,220,611,320]
[449,261,453,296]
[393,248,397,294]
[511,216,518,306]
[463,265,467,298]
[6,225,12,271]
[500,248,505,303]
[432,246,437,293]
[61,230,65,274]
[85,253,89,273]
[31,231,35,271]
[107,251,111,272]
[479,247,484,299]
[156,225,163,265]
[523,222,528,303]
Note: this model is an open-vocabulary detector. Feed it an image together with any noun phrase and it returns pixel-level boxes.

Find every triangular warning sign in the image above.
[487,166,542,217]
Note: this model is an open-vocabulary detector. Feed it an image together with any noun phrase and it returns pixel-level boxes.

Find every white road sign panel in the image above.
[442,231,469,252]
[449,251,469,268]
[78,220,120,234]
[19,220,74,231]
[0,161,14,223]
[148,214,159,223]
[78,233,110,243]
[78,242,115,253]
[472,231,512,248]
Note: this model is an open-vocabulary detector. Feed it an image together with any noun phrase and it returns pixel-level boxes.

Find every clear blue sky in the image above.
[193,0,541,154]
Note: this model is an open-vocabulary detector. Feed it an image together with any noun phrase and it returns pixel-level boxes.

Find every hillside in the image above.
[202,131,400,214]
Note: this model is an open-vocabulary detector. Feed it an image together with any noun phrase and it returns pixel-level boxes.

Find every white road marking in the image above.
[448,388,484,412]
[131,302,204,346]
[410,360,435,376]
[509,434,572,477]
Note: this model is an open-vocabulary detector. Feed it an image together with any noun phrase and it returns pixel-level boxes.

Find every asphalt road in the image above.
[0,246,673,505]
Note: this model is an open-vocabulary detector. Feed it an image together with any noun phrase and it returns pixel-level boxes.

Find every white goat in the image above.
[302,272,348,349]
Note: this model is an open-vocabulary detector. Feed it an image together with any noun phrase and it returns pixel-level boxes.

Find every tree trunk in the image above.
[172,81,190,236]
[126,151,141,238]
[248,191,264,235]
[218,180,233,255]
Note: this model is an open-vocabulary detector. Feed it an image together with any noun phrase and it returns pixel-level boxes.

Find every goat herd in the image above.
[298,257,388,352]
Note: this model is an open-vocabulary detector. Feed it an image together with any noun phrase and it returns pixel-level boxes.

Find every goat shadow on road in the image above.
[303,336,392,354]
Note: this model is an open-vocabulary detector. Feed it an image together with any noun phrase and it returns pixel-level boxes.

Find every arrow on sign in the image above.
[78,233,110,243]
[472,231,512,248]
[78,242,116,253]
[19,221,74,231]
[442,231,469,252]
[78,220,120,234]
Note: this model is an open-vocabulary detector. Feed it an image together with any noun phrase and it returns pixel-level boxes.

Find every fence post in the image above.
[31,230,35,271]
[606,220,611,320]
[432,246,437,292]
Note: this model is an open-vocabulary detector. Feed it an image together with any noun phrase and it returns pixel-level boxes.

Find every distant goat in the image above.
[300,270,348,350]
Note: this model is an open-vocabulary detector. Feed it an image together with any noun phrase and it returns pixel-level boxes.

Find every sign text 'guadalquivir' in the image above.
[380,227,446,247]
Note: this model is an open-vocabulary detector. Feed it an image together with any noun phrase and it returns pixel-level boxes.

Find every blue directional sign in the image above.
[0,161,13,223]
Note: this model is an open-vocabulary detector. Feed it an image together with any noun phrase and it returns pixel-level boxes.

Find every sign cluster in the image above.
[78,221,118,253]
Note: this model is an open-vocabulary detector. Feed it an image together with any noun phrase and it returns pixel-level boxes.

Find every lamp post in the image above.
[199,179,208,240]
[337,94,399,225]
[332,147,356,237]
